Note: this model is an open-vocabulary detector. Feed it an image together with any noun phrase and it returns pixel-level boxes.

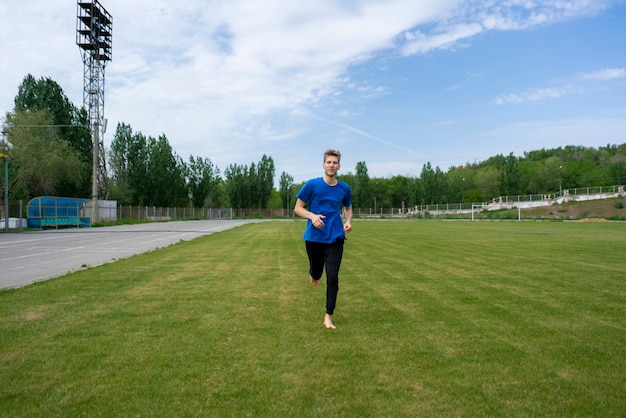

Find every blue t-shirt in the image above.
[296,177,352,244]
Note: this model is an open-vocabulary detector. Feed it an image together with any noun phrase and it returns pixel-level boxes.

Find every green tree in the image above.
[387,175,410,211]
[500,152,520,196]
[146,135,186,207]
[127,131,150,206]
[433,166,447,203]
[607,150,626,185]
[108,122,134,204]
[187,155,220,207]
[353,161,369,208]
[267,189,283,210]
[419,163,436,205]
[279,171,295,210]
[3,109,85,199]
[224,163,249,208]
[13,74,91,197]
[475,166,499,201]
[407,177,420,207]
[369,179,388,211]
[224,155,275,209]
[256,155,275,209]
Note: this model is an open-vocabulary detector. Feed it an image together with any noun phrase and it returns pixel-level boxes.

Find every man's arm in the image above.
[343,206,353,232]
[294,198,326,229]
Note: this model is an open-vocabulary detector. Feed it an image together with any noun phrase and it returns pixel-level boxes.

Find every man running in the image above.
[294,149,353,329]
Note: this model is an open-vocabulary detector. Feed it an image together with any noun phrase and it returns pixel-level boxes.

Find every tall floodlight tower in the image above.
[76,0,112,223]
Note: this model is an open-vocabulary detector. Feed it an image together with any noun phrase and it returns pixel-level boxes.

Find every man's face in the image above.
[323,155,341,176]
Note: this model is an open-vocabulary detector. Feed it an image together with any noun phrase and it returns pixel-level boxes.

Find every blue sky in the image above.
[1,0,625,184]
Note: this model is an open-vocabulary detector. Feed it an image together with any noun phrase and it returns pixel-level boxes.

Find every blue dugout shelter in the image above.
[27,196,91,229]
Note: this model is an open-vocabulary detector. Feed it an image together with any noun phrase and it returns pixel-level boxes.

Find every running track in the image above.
[0,220,265,289]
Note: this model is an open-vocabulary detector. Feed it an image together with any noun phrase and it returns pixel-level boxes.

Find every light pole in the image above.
[1,152,9,231]
[77,0,112,223]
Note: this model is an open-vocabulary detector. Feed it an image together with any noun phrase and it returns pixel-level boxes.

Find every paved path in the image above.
[0,220,265,290]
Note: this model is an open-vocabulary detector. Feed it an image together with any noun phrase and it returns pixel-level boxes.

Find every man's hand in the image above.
[343,222,352,232]
[311,214,326,229]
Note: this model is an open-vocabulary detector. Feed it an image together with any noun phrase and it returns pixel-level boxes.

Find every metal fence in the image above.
[116,206,287,220]
[2,184,624,229]
[409,185,625,215]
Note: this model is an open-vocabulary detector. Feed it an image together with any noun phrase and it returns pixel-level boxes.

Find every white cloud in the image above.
[2,0,613,126]
[494,86,571,105]
[495,66,625,105]
[577,68,626,81]
[400,0,611,55]
[93,0,470,167]
[105,1,433,133]
[401,23,483,55]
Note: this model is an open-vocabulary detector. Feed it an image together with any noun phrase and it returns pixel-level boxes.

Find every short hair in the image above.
[324,149,341,163]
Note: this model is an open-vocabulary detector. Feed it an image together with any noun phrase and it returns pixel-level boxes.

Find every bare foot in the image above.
[309,275,319,287]
[324,314,336,329]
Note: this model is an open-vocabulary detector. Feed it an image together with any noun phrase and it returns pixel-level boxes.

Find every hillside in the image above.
[519,197,626,221]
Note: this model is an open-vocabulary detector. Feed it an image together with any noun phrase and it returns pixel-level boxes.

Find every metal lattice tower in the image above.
[76,0,112,220]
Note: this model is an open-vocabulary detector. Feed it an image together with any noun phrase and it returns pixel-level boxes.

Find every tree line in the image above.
[2,75,625,212]
[339,146,626,210]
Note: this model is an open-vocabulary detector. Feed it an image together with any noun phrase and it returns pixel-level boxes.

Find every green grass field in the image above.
[1,220,625,416]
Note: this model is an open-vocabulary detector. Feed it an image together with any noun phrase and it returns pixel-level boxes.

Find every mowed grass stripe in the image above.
[1,220,625,416]
[344,221,626,415]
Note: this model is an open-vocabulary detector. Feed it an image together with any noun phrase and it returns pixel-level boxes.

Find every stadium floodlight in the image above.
[76,0,112,223]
